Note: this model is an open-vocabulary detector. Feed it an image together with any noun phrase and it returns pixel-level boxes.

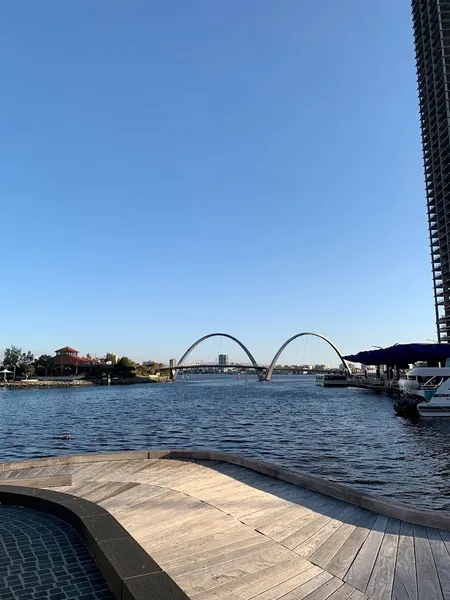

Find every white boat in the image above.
[398,366,450,416]
[316,374,348,387]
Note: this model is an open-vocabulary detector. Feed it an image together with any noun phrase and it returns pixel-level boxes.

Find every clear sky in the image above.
[1,1,433,365]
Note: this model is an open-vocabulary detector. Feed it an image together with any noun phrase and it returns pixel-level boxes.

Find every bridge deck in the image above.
[2,457,449,600]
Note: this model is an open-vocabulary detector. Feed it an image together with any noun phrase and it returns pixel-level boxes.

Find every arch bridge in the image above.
[170,332,350,381]
[170,333,266,381]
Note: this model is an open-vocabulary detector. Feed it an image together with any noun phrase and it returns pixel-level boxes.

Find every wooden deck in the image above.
[2,457,450,600]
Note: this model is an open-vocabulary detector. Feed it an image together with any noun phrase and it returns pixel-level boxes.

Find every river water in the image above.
[1,375,449,509]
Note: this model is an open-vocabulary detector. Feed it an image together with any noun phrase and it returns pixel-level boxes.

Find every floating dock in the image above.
[348,378,401,394]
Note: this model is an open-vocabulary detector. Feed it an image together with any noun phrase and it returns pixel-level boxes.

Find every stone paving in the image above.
[0,505,113,600]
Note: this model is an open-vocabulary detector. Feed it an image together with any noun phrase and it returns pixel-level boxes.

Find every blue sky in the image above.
[1,1,432,365]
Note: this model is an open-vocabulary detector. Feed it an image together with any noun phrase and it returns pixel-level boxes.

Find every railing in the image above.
[349,377,400,390]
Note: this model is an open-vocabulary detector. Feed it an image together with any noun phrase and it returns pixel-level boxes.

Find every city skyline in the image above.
[1,1,434,361]
[2,334,350,367]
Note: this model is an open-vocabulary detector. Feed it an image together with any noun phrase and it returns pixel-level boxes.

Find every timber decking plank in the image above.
[64,480,107,497]
[258,495,346,542]
[161,472,239,494]
[168,539,276,577]
[348,592,370,600]
[293,505,360,557]
[223,565,322,600]
[76,481,137,503]
[365,518,401,600]
[147,528,261,561]
[71,461,113,479]
[90,481,140,503]
[427,528,450,599]
[133,462,199,485]
[163,536,269,570]
[139,513,235,546]
[271,571,334,600]
[0,468,34,479]
[241,493,317,527]
[438,529,450,556]
[308,509,371,569]
[177,545,294,596]
[392,521,418,600]
[147,527,260,563]
[342,514,389,589]
[299,576,345,599]
[281,504,350,551]
[100,482,168,510]
[190,556,314,600]
[327,583,361,599]
[256,507,318,541]
[414,525,443,600]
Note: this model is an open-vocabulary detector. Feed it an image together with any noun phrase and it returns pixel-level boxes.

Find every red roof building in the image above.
[54,346,100,371]
[55,346,79,355]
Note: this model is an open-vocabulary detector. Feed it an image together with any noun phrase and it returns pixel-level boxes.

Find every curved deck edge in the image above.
[1,448,449,531]
[0,484,189,600]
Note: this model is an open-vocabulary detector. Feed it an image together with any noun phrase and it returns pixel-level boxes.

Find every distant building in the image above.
[218,354,228,366]
[54,346,100,374]
[169,358,177,368]
[98,353,118,365]
[412,0,450,340]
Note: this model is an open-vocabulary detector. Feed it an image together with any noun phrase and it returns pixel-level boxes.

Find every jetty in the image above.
[0,450,450,599]
[348,377,401,394]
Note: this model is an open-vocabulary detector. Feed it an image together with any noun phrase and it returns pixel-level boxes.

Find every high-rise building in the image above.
[412,0,450,341]
[218,354,228,366]
[169,358,177,368]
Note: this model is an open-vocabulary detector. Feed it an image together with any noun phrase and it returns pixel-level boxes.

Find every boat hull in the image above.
[397,366,450,416]
[418,403,450,417]
[316,374,348,387]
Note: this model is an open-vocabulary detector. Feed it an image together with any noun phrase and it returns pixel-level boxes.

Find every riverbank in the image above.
[0,376,170,389]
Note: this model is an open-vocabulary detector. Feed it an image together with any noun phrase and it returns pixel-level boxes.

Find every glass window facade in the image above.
[412,0,450,340]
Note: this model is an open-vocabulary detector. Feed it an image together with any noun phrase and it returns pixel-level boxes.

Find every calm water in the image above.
[1,375,450,509]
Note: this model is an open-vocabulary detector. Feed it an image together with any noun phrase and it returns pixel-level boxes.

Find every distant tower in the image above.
[218,354,228,366]
[169,358,177,368]
[412,0,450,341]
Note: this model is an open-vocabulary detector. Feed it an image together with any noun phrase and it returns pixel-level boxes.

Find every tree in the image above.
[2,346,22,369]
[19,351,35,379]
[86,353,92,360]
[35,355,55,376]
[105,353,117,364]
[135,361,167,377]
[117,356,135,369]
[146,361,166,375]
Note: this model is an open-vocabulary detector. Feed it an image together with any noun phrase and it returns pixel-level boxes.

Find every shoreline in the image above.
[0,377,170,390]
